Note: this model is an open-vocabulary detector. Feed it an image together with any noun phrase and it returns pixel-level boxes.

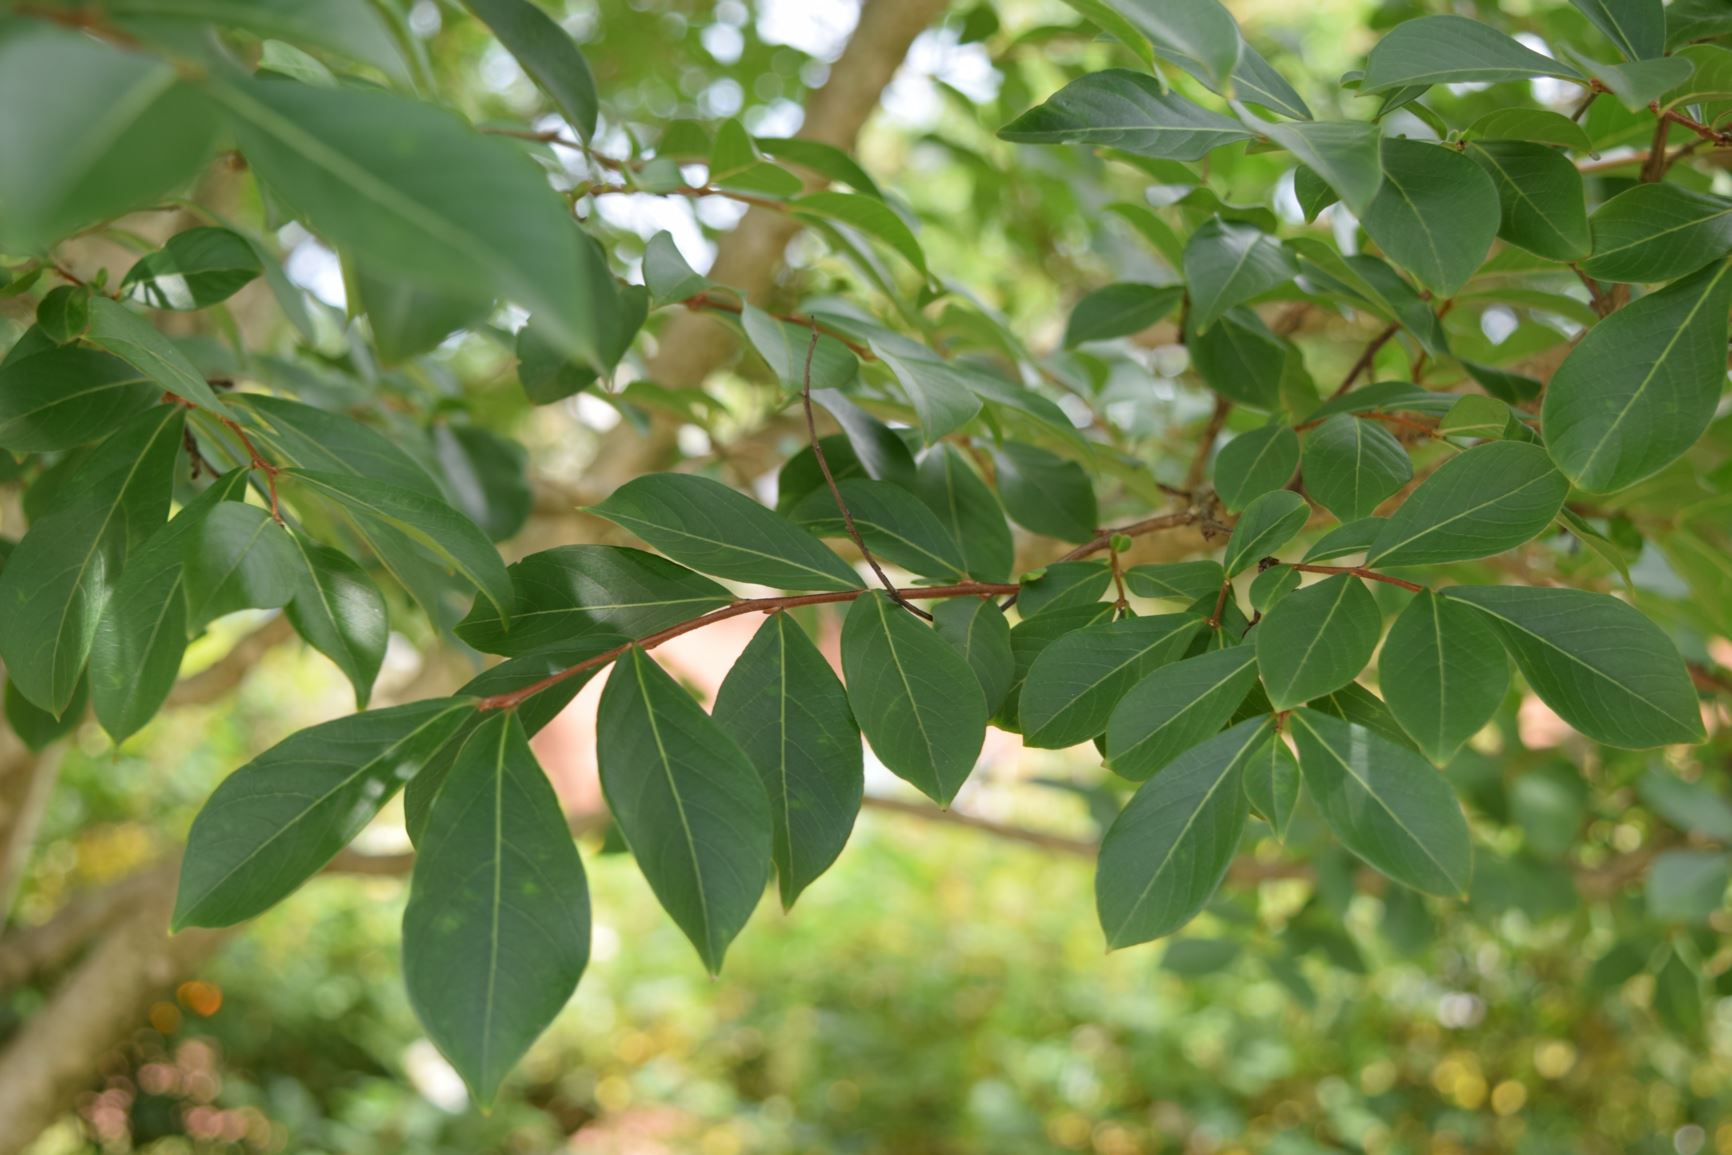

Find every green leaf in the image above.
[915,445,1014,582]
[1249,563,1299,612]
[1381,590,1510,766]
[0,406,184,714]
[997,603,1117,729]
[1256,575,1382,709]
[1125,560,1225,602]
[931,596,1014,715]
[1243,732,1299,838]
[1062,283,1183,348]
[1569,52,1693,109]
[230,394,441,496]
[812,390,920,490]
[1645,850,1730,923]
[108,0,413,84]
[183,502,298,628]
[714,614,863,909]
[1301,415,1412,522]
[1111,0,1243,90]
[458,546,729,658]
[1443,585,1704,748]
[89,472,249,743]
[84,297,228,410]
[1308,681,1418,751]
[1095,719,1268,948]
[402,712,588,1106]
[841,591,988,804]
[1184,217,1298,333]
[1105,645,1260,780]
[1362,15,1583,91]
[793,192,928,277]
[992,442,1098,543]
[1021,614,1203,749]
[429,423,532,543]
[1638,771,1732,841]
[1303,517,1383,562]
[0,26,218,250]
[283,536,388,710]
[1185,306,1287,410]
[999,70,1254,161]
[642,231,709,307]
[597,647,772,973]
[870,343,982,443]
[1464,141,1591,262]
[285,469,514,617]
[121,227,263,310]
[1291,709,1472,897]
[214,75,609,366]
[1542,257,1732,492]
[1292,165,1337,223]
[1018,562,1111,618]
[354,266,492,365]
[5,676,87,752]
[740,306,858,392]
[1439,394,1514,440]
[1361,139,1500,297]
[174,698,476,929]
[757,137,884,198]
[1257,119,1384,214]
[589,474,863,593]
[792,479,967,581]
[1467,108,1594,150]
[1654,946,1705,1041]
[0,345,157,453]
[1222,489,1309,577]
[1365,441,1569,567]
[1572,0,1664,61]
[462,0,598,139]
[1581,183,1732,283]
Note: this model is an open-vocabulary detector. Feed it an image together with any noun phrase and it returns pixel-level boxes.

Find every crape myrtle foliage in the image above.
[0,0,1730,1104]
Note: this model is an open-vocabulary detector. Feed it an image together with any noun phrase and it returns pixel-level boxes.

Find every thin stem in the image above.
[475,582,1018,711]
[1329,322,1400,400]
[1184,396,1232,493]
[1206,579,1232,628]
[1284,561,1425,593]
[216,415,282,523]
[799,322,929,620]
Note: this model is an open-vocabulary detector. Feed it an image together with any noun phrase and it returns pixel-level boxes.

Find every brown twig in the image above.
[1184,397,1232,492]
[1328,322,1400,400]
[799,322,929,619]
[1283,561,1425,593]
[215,415,282,522]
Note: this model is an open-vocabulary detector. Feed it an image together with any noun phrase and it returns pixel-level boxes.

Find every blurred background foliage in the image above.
[3,0,1732,1151]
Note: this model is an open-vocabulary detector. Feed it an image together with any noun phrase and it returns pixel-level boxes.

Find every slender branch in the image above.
[1283,561,1425,593]
[213,414,282,522]
[1184,397,1232,492]
[1056,511,1207,563]
[1328,322,1400,400]
[799,322,928,619]
[1206,579,1232,628]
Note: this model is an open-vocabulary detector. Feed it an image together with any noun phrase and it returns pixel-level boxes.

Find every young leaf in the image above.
[1105,645,1260,780]
[841,591,988,804]
[1095,718,1269,949]
[1361,139,1500,297]
[183,502,299,628]
[1365,441,1569,567]
[999,70,1254,161]
[1443,585,1704,748]
[121,227,263,310]
[1581,184,1732,283]
[175,698,476,929]
[1243,733,1299,838]
[403,712,589,1105]
[1222,489,1309,577]
[457,546,730,657]
[713,613,864,909]
[1062,283,1184,348]
[1542,257,1732,493]
[588,474,863,593]
[931,596,1015,715]
[1184,218,1298,334]
[1021,614,1203,749]
[1290,709,1473,897]
[1362,15,1583,90]
[596,647,772,973]
[284,536,388,709]
[992,442,1098,543]
[915,445,1014,582]
[0,346,158,453]
[461,0,599,140]
[1465,140,1591,262]
[1381,590,1510,765]
[792,479,968,581]
[1301,415,1412,522]
[1256,573,1381,709]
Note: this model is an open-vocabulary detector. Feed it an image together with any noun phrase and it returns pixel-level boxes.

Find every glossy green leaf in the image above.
[1184,217,1298,333]
[183,502,298,628]
[1302,415,1411,522]
[597,647,771,972]
[1105,645,1260,780]
[915,445,1013,582]
[0,406,184,714]
[1581,183,1732,283]
[174,698,476,929]
[1256,575,1381,709]
[1222,489,1309,577]
[1362,15,1583,91]
[589,474,862,593]
[1185,306,1287,410]
[0,345,157,453]
[1365,441,1569,567]
[121,227,263,310]
[999,71,1254,161]
[1021,614,1202,749]
[992,442,1098,543]
[462,0,598,139]
[403,712,588,1105]
[1361,139,1500,297]
[1382,591,1510,766]
[1308,681,1418,751]
[84,297,227,410]
[284,536,388,710]
[841,591,987,804]
[792,479,967,581]
[1291,709,1472,896]
[931,596,1014,715]
[1542,257,1732,493]
[1571,0,1664,61]
[1243,733,1299,837]
[1258,120,1383,214]
[714,614,863,909]
[1062,283,1184,348]
[1444,585,1703,748]
[1095,719,1268,948]
[1465,140,1590,262]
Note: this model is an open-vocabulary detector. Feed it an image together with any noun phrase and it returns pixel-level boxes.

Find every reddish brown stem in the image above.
[1284,562,1425,593]
[217,416,282,522]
